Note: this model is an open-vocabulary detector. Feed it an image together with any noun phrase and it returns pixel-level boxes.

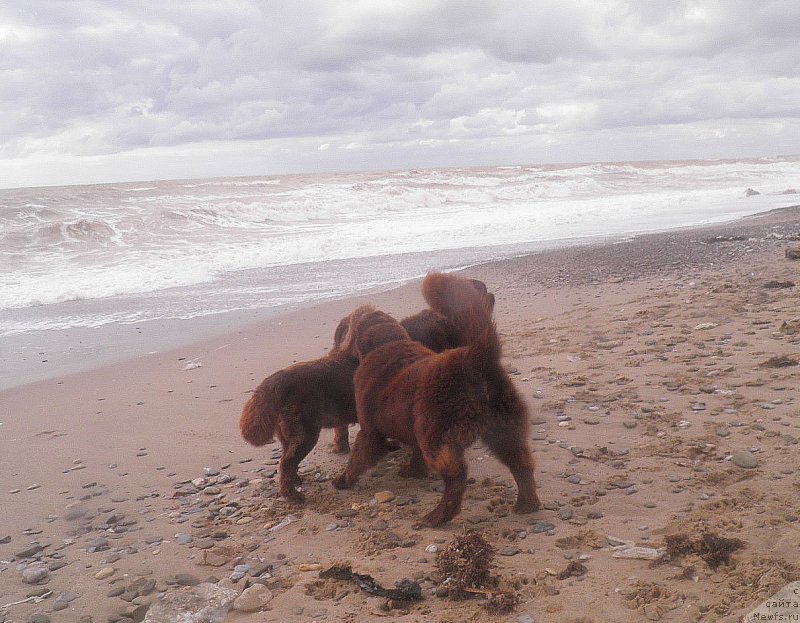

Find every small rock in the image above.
[498,546,521,556]
[22,566,49,584]
[732,451,759,469]
[52,590,80,611]
[94,567,115,580]
[233,583,273,612]
[15,544,45,559]
[374,491,395,504]
[531,520,555,533]
[142,582,237,622]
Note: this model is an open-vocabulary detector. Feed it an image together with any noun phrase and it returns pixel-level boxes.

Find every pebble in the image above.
[732,451,759,469]
[498,546,521,556]
[374,491,396,504]
[234,583,273,612]
[231,564,251,581]
[168,573,201,587]
[22,566,49,584]
[175,533,193,545]
[15,544,45,559]
[530,520,555,534]
[52,590,80,611]
[425,544,438,553]
[94,567,115,580]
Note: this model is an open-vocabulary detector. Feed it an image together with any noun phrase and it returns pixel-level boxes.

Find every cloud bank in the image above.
[1,1,798,187]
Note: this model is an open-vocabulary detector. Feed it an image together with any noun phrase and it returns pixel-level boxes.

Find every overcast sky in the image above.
[1,1,798,188]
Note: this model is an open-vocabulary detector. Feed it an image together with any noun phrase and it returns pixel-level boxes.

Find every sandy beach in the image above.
[2,206,800,623]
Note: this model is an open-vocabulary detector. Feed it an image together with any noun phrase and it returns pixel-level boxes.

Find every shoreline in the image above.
[3,203,799,392]
[1,205,799,622]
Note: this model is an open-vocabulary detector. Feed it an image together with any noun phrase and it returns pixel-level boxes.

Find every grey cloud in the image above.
[0,0,798,173]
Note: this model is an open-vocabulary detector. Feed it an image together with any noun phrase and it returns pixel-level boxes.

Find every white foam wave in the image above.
[1,157,799,314]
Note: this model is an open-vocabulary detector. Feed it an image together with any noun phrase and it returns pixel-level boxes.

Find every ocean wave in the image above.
[1,157,799,314]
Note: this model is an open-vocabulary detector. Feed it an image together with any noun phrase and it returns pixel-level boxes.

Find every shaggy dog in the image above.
[239,281,493,502]
[332,272,540,526]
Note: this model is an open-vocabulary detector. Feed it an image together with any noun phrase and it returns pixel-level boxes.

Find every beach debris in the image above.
[612,546,663,560]
[663,532,744,569]
[786,246,800,260]
[744,188,760,196]
[319,563,422,602]
[780,319,800,334]
[2,590,53,608]
[692,322,717,331]
[759,355,798,368]
[143,582,238,623]
[763,279,795,289]
[557,561,588,579]
[268,513,299,532]
[704,234,748,243]
[435,532,496,600]
[483,589,520,614]
[181,357,202,371]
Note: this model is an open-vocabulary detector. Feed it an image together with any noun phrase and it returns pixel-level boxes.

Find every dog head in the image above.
[340,306,409,360]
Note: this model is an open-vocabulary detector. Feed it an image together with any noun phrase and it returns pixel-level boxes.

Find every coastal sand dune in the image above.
[1,207,799,622]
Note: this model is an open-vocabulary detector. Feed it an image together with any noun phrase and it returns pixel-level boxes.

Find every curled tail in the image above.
[422,272,501,368]
[239,382,278,446]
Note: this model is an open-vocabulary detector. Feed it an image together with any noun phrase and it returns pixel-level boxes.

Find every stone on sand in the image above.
[732,451,759,469]
[233,583,273,612]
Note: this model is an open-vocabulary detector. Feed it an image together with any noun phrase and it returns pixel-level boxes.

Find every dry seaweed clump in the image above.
[664,532,745,569]
[436,531,497,599]
[435,532,520,613]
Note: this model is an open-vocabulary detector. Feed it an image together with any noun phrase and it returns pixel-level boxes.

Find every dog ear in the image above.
[332,315,351,348]
[338,305,376,356]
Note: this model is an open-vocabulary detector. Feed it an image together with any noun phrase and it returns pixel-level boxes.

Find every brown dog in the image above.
[239,281,493,502]
[332,272,540,526]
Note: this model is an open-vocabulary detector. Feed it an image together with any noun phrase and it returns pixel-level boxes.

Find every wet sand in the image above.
[1,206,799,623]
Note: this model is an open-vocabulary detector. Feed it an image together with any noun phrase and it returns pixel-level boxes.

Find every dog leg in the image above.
[331,425,351,454]
[279,425,321,503]
[422,445,468,527]
[398,445,429,478]
[332,428,390,490]
[481,429,541,513]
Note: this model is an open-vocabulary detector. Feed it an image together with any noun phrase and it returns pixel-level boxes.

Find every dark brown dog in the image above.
[239,280,493,502]
[332,272,540,526]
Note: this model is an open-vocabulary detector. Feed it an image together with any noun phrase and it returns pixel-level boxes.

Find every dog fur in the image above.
[332,272,540,526]
[239,280,493,502]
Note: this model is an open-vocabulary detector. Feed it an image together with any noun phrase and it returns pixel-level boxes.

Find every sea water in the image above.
[2,157,798,388]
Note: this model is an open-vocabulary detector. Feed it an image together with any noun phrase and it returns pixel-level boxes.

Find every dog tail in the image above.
[422,272,501,366]
[239,381,278,446]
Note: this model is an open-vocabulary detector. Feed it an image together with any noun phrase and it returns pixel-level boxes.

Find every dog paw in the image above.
[421,508,450,527]
[329,443,351,455]
[398,462,428,479]
[282,488,306,504]
[331,474,351,490]
[513,497,541,514]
